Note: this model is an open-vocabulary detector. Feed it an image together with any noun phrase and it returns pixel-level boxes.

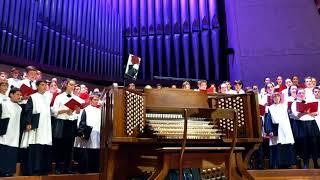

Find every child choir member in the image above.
[304,77,314,101]
[52,79,84,174]
[20,80,52,175]
[182,81,191,90]
[0,79,9,102]
[75,93,101,173]
[229,80,245,94]
[291,89,320,168]
[219,83,228,94]
[0,88,22,176]
[264,93,295,168]
[18,66,38,130]
[6,68,20,95]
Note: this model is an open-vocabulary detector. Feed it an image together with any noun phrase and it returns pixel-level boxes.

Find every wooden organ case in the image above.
[99,88,262,180]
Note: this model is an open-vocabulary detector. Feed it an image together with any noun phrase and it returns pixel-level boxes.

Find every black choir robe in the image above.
[20,92,52,175]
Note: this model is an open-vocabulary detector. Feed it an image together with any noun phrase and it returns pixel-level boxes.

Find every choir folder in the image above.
[20,84,36,96]
[0,118,10,135]
[65,98,82,111]
[31,113,40,130]
[296,102,318,113]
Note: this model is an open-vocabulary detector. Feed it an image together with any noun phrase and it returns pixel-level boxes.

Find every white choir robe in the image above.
[282,88,290,100]
[6,78,21,95]
[0,100,21,175]
[0,100,22,148]
[266,103,295,146]
[52,92,85,121]
[314,99,320,131]
[228,89,245,94]
[260,88,266,95]
[20,92,52,148]
[304,87,315,102]
[257,93,267,137]
[74,105,101,149]
[0,94,9,103]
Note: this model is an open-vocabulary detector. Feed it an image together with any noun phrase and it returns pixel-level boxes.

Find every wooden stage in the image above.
[248,169,320,180]
[0,170,320,180]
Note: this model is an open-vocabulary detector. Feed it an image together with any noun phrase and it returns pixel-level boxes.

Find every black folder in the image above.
[0,118,10,136]
[31,113,40,130]
[82,125,93,140]
[272,123,279,136]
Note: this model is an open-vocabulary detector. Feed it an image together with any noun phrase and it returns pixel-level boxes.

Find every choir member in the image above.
[207,83,216,94]
[93,88,100,93]
[313,87,320,130]
[20,80,52,175]
[75,93,101,173]
[260,77,271,94]
[49,81,60,107]
[282,79,293,99]
[304,77,314,101]
[224,81,232,93]
[182,81,191,90]
[259,83,275,122]
[275,76,286,92]
[52,79,84,174]
[292,75,300,87]
[18,66,38,104]
[252,85,259,94]
[229,80,245,94]
[7,68,21,92]
[18,66,38,161]
[74,85,81,96]
[128,83,136,90]
[79,84,89,102]
[291,89,320,168]
[0,88,22,177]
[0,72,7,81]
[219,83,228,94]
[264,93,295,168]
[0,79,9,102]
[36,70,42,81]
[197,80,207,91]
[292,75,306,88]
[311,77,317,88]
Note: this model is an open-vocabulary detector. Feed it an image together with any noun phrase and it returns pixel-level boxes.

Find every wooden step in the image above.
[0,173,99,180]
[248,169,320,180]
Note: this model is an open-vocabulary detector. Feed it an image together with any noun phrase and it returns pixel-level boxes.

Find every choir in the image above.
[0,64,320,177]
[0,66,101,176]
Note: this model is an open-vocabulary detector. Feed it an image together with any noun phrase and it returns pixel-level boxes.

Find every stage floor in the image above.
[0,169,319,180]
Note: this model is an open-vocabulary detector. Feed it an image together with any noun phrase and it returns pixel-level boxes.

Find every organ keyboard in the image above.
[99,87,262,180]
[146,112,223,139]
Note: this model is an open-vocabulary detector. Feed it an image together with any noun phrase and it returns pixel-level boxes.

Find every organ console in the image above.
[99,87,262,180]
